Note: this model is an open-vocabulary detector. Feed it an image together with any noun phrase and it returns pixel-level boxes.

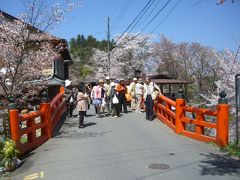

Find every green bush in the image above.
[224,143,240,158]
[1,139,19,165]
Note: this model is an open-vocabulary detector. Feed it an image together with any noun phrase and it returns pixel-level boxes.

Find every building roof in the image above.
[152,79,193,84]
[124,74,193,85]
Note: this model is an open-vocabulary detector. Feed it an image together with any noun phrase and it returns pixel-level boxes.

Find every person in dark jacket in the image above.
[65,79,75,117]
[115,79,128,113]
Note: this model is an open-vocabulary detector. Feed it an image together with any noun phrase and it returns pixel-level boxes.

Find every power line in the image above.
[230,44,240,74]
[94,0,110,36]
[128,0,157,33]
[137,0,161,27]
[94,0,119,39]
[151,0,181,34]
[111,0,134,30]
[126,0,172,43]
[140,0,172,33]
[115,0,153,43]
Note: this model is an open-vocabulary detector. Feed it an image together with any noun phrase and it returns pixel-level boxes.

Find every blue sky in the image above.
[1,0,240,50]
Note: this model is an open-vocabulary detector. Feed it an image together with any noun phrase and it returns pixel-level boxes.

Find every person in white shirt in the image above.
[143,77,161,120]
[104,76,112,114]
[135,79,144,113]
[129,78,137,109]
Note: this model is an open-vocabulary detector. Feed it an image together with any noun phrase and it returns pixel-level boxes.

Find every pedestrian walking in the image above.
[129,78,137,109]
[135,79,144,113]
[85,83,92,110]
[65,79,75,117]
[91,79,106,118]
[143,77,161,121]
[110,80,120,117]
[115,79,128,113]
[104,76,112,114]
[76,84,88,128]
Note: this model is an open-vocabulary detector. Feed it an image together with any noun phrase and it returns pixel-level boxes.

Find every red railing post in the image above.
[175,98,185,134]
[60,86,65,94]
[195,113,204,135]
[216,104,229,147]
[40,103,53,139]
[9,109,21,147]
[216,91,229,147]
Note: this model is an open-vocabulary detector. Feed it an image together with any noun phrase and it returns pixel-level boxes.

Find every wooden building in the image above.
[0,10,73,101]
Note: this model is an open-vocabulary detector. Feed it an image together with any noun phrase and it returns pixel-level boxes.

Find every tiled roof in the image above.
[153,79,193,84]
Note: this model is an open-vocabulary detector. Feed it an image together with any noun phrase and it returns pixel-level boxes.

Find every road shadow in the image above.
[55,128,111,139]
[52,112,68,137]
[84,122,97,127]
[85,114,96,117]
[199,153,240,176]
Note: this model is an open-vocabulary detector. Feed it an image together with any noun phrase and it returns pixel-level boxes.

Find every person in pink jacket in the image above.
[76,85,89,128]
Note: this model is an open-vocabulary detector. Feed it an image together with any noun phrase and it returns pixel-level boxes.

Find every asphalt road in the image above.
[9,107,240,180]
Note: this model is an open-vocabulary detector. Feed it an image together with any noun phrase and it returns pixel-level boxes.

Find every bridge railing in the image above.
[155,93,229,147]
[9,87,66,154]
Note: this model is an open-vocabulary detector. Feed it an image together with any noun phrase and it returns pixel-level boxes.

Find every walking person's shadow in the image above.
[84,122,97,127]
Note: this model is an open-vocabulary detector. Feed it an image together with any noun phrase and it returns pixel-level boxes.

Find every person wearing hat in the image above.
[143,77,161,121]
[110,80,120,117]
[115,79,128,114]
[104,76,112,114]
[135,79,144,113]
[91,79,106,118]
[129,77,137,109]
[65,79,75,117]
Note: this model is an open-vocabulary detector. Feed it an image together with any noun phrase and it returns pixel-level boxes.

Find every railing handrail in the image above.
[155,95,229,147]
[183,105,217,116]
[50,91,64,109]
[19,111,44,121]
[158,95,176,107]
[9,87,66,154]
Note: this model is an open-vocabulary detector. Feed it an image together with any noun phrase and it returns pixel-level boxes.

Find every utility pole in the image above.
[107,16,110,77]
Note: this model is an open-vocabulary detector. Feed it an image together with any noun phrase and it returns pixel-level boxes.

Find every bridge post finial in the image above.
[8,96,17,109]
[41,91,49,103]
[178,88,185,99]
[218,90,228,104]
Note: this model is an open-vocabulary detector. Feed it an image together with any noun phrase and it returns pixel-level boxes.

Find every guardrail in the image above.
[9,87,66,154]
[154,93,229,147]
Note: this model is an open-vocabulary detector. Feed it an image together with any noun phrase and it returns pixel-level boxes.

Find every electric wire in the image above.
[140,0,171,34]
[121,0,172,45]
[115,0,153,43]
[128,0,157,33]
[151,0,181,34]
[111,0,134,32]
[136,0,161,27]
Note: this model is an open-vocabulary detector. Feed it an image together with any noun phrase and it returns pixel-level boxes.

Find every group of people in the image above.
[65,76,161,128]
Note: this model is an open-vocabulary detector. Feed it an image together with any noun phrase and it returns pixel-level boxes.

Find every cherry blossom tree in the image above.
[90,49,108,80]
[110,33,152,79]
[200,49,240,107]
[0,0,81,101]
